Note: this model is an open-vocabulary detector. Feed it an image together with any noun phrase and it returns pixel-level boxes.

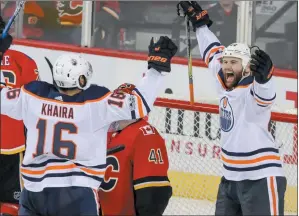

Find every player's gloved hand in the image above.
[147,36,177,73]
[250,48,274,84]
[178,1,213,32]
[0,16,13,56]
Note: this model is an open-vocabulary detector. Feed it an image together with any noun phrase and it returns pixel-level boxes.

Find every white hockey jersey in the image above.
[196,26,283,181]
[0,68,165,192]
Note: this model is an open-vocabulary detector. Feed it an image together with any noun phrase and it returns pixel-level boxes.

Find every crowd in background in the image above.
[0,0,297,71]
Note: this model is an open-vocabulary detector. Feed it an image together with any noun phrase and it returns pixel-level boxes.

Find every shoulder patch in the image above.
[139,125,156,136]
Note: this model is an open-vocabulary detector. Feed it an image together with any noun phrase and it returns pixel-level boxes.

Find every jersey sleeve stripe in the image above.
[251,88,276,101]
[133,176,170,190]
[133,88,151,113]
[221,154,281,165]
[221,147,279,157]
[205,45,225,65]
[21,164,105,176]
[203,42,221,60]
[134,181,171,190]
[132,92,145,118]
[22,86,111,105]
[208,50,222,64]
[21,158,106,169]
[22,172,104,183]
[0,145,25,154]
[223,163,282,172]
[221,147,282,172]
[250,89,276,106]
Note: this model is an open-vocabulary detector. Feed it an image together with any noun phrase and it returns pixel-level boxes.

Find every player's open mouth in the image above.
[225,72,235,83]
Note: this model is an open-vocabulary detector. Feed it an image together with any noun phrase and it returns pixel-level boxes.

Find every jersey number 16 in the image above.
[33,119,77,159]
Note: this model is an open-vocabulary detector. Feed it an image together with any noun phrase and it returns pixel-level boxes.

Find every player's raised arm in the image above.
[103,36,177,124]
[178,1,224,74]
[249,48,276,108]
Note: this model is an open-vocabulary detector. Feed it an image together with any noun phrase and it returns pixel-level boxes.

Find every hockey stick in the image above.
[185,17,195,105]
[44,56,58,87]
[2,1,26,39]
[177,3,195,105]
[107,145,125,155]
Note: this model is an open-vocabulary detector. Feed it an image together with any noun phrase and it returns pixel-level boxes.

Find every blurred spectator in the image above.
[93,1,121,49]
[206,0,238,46]
[254,1,297,70]
[1,1,120,46]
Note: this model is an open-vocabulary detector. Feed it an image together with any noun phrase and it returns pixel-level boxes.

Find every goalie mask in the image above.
[53,54,93,90]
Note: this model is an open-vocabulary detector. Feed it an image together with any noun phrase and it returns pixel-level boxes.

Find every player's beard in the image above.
[224,71,242,89]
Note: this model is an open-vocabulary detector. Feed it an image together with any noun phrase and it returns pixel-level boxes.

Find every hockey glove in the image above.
[178,1,213,31]
[147,36,177,73]
[0,16,12,56]
[250,49,274,84]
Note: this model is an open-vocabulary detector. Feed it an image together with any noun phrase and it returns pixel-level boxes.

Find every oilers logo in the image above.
[220,96,234,132]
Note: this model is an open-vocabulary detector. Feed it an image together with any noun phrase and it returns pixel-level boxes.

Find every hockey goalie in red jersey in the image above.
[99,115,172,216]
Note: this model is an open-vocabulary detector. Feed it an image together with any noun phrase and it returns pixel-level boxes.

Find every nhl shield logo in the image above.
[220,96,234,132]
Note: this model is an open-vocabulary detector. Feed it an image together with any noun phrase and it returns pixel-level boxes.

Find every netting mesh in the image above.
[148,99,298,215]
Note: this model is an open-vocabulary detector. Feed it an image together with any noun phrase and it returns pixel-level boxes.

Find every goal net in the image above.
[148,97,298,215]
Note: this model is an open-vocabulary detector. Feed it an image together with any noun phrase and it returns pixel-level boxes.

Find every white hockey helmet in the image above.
[222,43,251,69]
[53,54,93,90]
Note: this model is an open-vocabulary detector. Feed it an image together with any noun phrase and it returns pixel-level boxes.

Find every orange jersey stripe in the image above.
[254,97,273,105]
[221,155,281,165]
[205,46,225,65]
[132,92,145,118]
[21,164,105,176]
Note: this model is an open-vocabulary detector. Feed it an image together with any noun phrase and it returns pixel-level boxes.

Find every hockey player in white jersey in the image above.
[0,35,177,216]
[178,2,286,215]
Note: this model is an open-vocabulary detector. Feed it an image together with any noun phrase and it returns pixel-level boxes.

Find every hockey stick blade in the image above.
[107,145,125,155]
[2,1,26,39]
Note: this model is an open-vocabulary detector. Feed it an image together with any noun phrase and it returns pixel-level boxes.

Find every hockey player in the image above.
[178,2,286,215]
[0,16,39,216]
[0,15,38,216]
[98,90,171,215]
[0,33,177,216]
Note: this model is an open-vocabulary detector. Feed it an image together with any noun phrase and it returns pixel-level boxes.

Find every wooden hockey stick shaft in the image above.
[185,17,195,105]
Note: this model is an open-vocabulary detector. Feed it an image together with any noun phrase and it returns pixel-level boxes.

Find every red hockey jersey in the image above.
[98,119,171,215]
[0,49,38,154]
